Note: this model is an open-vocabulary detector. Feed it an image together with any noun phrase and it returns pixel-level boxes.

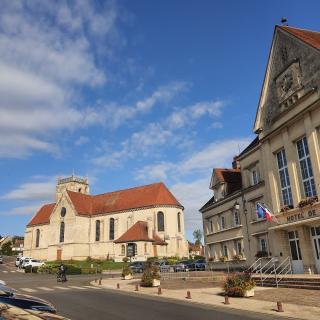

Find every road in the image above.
[0,256,283,320]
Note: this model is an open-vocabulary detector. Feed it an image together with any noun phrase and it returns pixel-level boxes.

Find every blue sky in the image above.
[1,0,319,241]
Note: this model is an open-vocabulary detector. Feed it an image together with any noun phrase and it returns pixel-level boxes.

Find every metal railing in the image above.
[247,256,292,287]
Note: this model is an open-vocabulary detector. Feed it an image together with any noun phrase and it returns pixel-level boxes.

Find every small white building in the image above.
[23,176,188,261]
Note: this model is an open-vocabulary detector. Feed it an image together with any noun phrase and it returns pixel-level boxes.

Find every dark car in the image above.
[175,260,191,272]
[194,259,206,271]
[0,284,56,313]
[129,261,145,273]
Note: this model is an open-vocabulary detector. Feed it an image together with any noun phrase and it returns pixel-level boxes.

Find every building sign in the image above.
[286,209,317,223]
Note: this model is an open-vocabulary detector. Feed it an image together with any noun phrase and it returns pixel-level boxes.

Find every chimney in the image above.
[232,156,240,169]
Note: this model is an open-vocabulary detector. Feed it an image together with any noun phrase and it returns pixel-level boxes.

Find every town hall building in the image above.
[24,177,188,261]
[200,25,320,274]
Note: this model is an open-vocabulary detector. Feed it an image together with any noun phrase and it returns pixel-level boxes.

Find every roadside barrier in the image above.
[224,295,230,305]
[158,287,162,295]
[276,301,284,312]
[186,291,191,299]
[98,277,102,285]
[117,283,120,289]
[135,284,139,291]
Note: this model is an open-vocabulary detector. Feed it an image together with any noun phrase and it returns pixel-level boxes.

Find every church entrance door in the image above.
[57,249,62,261]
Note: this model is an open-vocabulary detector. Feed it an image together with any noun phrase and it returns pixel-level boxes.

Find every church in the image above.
[23,176,188,261]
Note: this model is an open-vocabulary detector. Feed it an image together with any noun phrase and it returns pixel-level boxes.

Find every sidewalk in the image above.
[92,277,320,320]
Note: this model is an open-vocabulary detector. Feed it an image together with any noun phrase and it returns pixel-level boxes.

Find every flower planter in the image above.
[243,289,255,297]
[122,274,133,280]
[152,279,160,287]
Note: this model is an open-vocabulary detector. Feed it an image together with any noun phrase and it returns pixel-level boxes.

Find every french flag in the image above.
[256,203,274,221]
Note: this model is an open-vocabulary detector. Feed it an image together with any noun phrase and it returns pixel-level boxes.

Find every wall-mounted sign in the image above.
[286,209,316,223]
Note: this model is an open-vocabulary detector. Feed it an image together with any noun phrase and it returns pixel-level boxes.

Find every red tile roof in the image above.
[27,182,182,226]
[279,26,320,50]
[114,221,167,245]
[27,203,55,226]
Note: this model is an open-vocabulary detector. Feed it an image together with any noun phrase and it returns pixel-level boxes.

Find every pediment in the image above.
[254,26,320,135]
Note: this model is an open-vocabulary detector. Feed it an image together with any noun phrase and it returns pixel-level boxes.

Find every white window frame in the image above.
[220,216,225,230]
[276,149,293,206]
[233,210,240,226]
[296,136,317,197]
[251,169,259,186]
[259,236,268,253]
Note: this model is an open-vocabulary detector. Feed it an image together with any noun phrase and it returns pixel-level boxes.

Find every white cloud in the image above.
[93,99,227,167]
[211,122,223,129]
[0,203,45,216]
[75,136,90,146]
[1,178,56,201]
[0,1,121,158]
[171,179,212,230]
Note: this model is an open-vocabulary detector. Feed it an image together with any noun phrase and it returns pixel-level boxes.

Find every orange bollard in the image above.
[186,291,191,299]
[117,283,120,289]
[98,278,102,285]
[224,295,230,305]
[135,284,139,291]
[277,301,284,312]
[158,287,162,295]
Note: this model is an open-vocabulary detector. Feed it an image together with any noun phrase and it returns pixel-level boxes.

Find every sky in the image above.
[1,0,320,241]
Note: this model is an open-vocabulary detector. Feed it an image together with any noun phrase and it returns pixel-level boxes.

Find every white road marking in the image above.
[53,286,71,290]
[68,286,86,290]
[38,287,54,291]
[2,271,8,273]
[83,285,102,290]
[10,271,16,273]
[20,288,37,293]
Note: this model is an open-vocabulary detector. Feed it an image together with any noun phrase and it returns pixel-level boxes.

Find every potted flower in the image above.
[232,254,243,263]
[219,256,228,263]
[298,196,318,208]
[121,265,133,280]
[255,250,268,258]
[223,272,255,297]
[141,262,161,287]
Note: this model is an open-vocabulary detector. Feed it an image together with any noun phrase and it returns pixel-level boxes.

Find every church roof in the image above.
[27,182,182,226]
[27,203,56,226]
[279,26,320,50]
[114,220,167,245]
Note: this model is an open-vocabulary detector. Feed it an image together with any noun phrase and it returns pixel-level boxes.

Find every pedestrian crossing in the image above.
[19,285,103,293]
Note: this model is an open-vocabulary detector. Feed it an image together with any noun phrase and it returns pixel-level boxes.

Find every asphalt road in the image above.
[0,256,284,320]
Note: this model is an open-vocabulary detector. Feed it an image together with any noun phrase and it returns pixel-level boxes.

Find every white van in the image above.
[23,259,45,269]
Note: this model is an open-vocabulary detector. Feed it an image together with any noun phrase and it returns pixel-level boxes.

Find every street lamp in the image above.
[234,201,240,211]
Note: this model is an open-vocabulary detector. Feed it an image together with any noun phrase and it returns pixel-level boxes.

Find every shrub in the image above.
[224,273,255,297]
[121,265,132,277]
[141,262,160,287]
[24,266,32,273]
[64,265,81,275]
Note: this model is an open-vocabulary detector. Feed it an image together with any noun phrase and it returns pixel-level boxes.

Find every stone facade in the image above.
[24,178,188,262]
[200,25,320,273]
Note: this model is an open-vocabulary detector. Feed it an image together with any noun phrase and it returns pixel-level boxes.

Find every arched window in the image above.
[95,220,101,241]
[109,218,115,240]
[157,212,164,232]
[36,229,40,247]
[121,245,125,255]
[177,212,181,233]
[60,222,65,243]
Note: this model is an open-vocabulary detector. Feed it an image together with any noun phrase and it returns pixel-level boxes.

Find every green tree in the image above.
[193,229,203,245]
[1,241,13,256]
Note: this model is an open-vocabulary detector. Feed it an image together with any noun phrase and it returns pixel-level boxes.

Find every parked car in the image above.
[194,259,206,271]
[0,256,3,264]
[174,260,190,272]
[0,303,69,319]
[129,262,145,273]
[23,259,45,269]
[0,284,56,313]
[154,260,171,272]
[17,256,31,268]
